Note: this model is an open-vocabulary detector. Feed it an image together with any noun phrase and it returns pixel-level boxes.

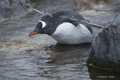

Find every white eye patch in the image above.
[39,20,46,28]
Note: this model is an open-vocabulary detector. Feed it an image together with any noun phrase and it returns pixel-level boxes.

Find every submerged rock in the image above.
[88,15,120,71]
[0,0,32,21]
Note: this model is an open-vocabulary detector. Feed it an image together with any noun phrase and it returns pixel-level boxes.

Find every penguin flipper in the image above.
[61,17,80,26]
[61,17,93,33]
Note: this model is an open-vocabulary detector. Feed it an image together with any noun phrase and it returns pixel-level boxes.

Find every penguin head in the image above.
[29,14,55,37]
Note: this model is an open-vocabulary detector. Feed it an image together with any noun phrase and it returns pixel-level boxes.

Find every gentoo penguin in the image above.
[29,10,93,44]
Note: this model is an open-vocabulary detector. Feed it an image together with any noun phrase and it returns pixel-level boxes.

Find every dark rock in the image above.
[88,15,120,71]
[0,0,32,22]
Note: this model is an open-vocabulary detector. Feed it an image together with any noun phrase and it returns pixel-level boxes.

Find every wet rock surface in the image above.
[74,0,120,12]
[0,0,120,80]
[88,15,120,71]
[0,0,32,21]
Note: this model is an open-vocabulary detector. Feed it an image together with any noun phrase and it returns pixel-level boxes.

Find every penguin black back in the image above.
[52,10,85,21]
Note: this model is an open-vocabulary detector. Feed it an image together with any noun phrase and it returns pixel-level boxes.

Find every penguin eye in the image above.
[39,20,46,28]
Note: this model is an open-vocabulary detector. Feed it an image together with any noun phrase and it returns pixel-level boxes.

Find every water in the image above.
[0,44,91,80]
[1,0,120,80]
[0,42,120,80]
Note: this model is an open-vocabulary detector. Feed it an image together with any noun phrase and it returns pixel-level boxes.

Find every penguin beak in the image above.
[29,22,42,37]
[29,31,38,37]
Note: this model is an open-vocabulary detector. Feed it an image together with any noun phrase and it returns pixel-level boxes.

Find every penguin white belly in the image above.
[51,22,93,44]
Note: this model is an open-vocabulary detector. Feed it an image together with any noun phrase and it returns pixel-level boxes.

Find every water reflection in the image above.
[1,42,120,80]
[0,43,91,80]
[88,65,120,80]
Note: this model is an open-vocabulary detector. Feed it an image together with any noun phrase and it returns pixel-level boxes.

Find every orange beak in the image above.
[29,31,37,37]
